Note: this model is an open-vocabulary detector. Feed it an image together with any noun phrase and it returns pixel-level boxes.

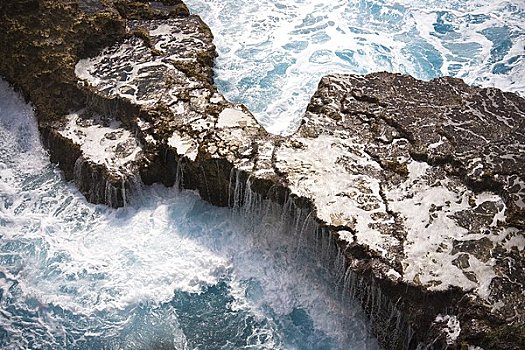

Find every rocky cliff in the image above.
[1,1,524,349]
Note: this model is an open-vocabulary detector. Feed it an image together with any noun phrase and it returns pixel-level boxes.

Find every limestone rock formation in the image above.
[1,1,524,349]
[68,13,267,207]
[289,74,525,349]
[235,72,525,349]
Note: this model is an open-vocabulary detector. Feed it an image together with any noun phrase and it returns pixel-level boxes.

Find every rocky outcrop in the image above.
[66,13,266,207]
[294,74,525,349]
[1,1,524,349]
[0,0,192,205]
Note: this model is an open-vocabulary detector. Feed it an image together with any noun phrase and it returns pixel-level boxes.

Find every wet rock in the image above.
[2,1,524,349]
[72,13,268,206]
[292,73,525,349]
[0,0,127,120]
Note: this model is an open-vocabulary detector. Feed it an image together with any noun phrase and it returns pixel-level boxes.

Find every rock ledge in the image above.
[1,1,524,349]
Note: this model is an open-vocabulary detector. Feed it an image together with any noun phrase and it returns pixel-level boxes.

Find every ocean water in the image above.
[184,0,525,134]
[0,79,380,349]
[2,1,524,349]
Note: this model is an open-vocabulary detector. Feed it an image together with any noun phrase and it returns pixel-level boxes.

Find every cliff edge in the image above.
[1,1,524,349]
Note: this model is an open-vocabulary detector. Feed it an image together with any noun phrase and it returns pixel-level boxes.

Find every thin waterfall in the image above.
[121,179,127,206]
[73,154,145,207]
[102,162,416,349]
[73,156,84,180]
[227,168,418,350]
[124,172,146,206]
[104,179,116,207]
[174,157,185,190]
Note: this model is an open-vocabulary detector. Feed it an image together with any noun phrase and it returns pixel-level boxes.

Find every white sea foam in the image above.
[185,0,525,134]
[0,79,378,349]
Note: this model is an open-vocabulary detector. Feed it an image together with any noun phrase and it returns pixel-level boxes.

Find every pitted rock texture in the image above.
[72,15,268,207]
[0,0,191,206]
[301,74,524,299]
[281,73,525,349]
[0,0,139,120]
[0,0,267,207]
[2,1,525,349]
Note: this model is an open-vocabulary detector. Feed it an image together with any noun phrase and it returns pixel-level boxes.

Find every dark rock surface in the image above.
[294,74,525,349]
[1,1,524,349]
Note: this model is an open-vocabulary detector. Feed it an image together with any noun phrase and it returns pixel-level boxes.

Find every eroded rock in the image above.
[1,1,524,349]
[285,73,525,349]
[71,14,268,206]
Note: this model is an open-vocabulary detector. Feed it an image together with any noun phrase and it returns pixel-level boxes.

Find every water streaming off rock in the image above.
[0,79,379,349]
[2,0,524,348]
[184,0,525,134]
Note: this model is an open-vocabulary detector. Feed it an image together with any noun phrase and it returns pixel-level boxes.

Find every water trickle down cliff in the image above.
[1,1,524,349]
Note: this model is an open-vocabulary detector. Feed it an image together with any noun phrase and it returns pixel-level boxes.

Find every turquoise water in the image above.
[185,0,525,134]
[0,79,379,349]
[2,1,524,348]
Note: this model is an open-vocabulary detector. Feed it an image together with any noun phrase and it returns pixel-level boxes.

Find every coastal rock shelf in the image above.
[64,14,266,207]
[295,74,525,349]
[1,1,524,349]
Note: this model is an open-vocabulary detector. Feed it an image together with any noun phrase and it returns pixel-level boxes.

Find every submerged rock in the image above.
[1,1,524,349]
